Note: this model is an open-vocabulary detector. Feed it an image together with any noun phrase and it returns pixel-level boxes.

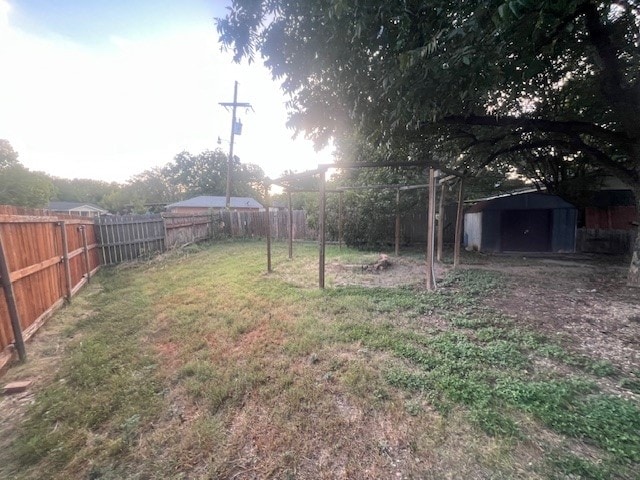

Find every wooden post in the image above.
[162,214,169,250]
[0,230,27,362]
[318,168,326,289]
[395,188,401,256]
[79,226,91,283]
[105,217,113,265]
[59,222,73,302]
[436,183,446,263]
[288,191,293,259]
[266,186,272,273]
[97,216,106,264]
[453,178,465,269]
[338,191,344,250]
[426,168,437,291]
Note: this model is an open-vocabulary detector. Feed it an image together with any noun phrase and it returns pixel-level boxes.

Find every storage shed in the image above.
[464,192,577,253]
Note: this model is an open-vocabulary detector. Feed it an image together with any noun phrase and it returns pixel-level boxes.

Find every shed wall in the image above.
[464,212,482,250]
[552,209,577,252]
[481,210,502,252]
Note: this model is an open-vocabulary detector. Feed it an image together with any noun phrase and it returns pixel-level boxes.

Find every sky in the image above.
[0,0,334,183]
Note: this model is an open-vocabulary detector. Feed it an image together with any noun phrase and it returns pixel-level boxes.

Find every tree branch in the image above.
[470,133,637,187]
[476,139,571,171]
[568,136,639,185]
[428,115,632,146]
[583,1,640,139]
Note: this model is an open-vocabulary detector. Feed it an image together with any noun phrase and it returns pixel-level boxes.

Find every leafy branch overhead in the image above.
[217,0,639,187]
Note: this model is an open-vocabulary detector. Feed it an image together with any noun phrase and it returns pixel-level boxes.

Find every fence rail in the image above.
[0,206,100,372]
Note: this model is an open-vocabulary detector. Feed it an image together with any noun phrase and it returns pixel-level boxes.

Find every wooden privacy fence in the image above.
[0,206,100,370]
[95,214,165,265]
[577,228,636,254]
[94,210,315,265]
[218,210,316,241]
[165,213,215,248]
[95,213,223,265]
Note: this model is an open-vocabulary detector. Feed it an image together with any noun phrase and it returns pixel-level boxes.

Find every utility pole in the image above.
[219,81,252,209]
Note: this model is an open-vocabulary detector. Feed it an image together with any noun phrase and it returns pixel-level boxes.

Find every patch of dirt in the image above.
[478,256,640,378]
[329,252,639,380]
[317,250,639,383]
[328,255,451,288]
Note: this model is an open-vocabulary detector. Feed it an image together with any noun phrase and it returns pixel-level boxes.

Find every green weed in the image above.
[620,378,640,394]
[545,452,617,480]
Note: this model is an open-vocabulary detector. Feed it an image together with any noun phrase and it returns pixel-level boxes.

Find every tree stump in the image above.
[362,253,391,272]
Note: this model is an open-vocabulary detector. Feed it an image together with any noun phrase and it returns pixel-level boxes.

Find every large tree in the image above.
[162,149,266,201]
[51,177,120,206]
[0,139,20,169]
[218,0,640,284]
[0,140,55,208]
[0,166,54,208]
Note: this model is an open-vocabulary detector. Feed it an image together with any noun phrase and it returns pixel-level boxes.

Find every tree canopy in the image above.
[104,149,266,213]
[51,177,120,205]
[0,139,20,169]
[0,139,55,208]
[163,149,265,199]
[218,0,638,186]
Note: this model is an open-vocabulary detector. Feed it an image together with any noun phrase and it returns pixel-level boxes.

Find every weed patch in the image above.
[2,243,638,479]
[331,266,640,475]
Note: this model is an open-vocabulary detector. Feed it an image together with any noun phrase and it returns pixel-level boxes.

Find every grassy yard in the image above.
[0,241,638,479]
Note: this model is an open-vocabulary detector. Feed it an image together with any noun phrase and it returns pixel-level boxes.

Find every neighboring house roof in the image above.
[47,201,108,213]
[166,196,264,210]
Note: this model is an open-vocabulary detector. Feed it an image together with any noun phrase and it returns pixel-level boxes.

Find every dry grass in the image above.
[0,241,637,479]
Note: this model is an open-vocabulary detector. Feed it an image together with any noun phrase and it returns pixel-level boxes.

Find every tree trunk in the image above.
[627,190,640,287]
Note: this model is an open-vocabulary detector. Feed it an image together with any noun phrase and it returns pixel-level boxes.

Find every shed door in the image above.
[501,209,551,252]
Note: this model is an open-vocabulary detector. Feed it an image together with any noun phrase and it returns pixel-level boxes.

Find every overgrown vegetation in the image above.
[1,242,637,479]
